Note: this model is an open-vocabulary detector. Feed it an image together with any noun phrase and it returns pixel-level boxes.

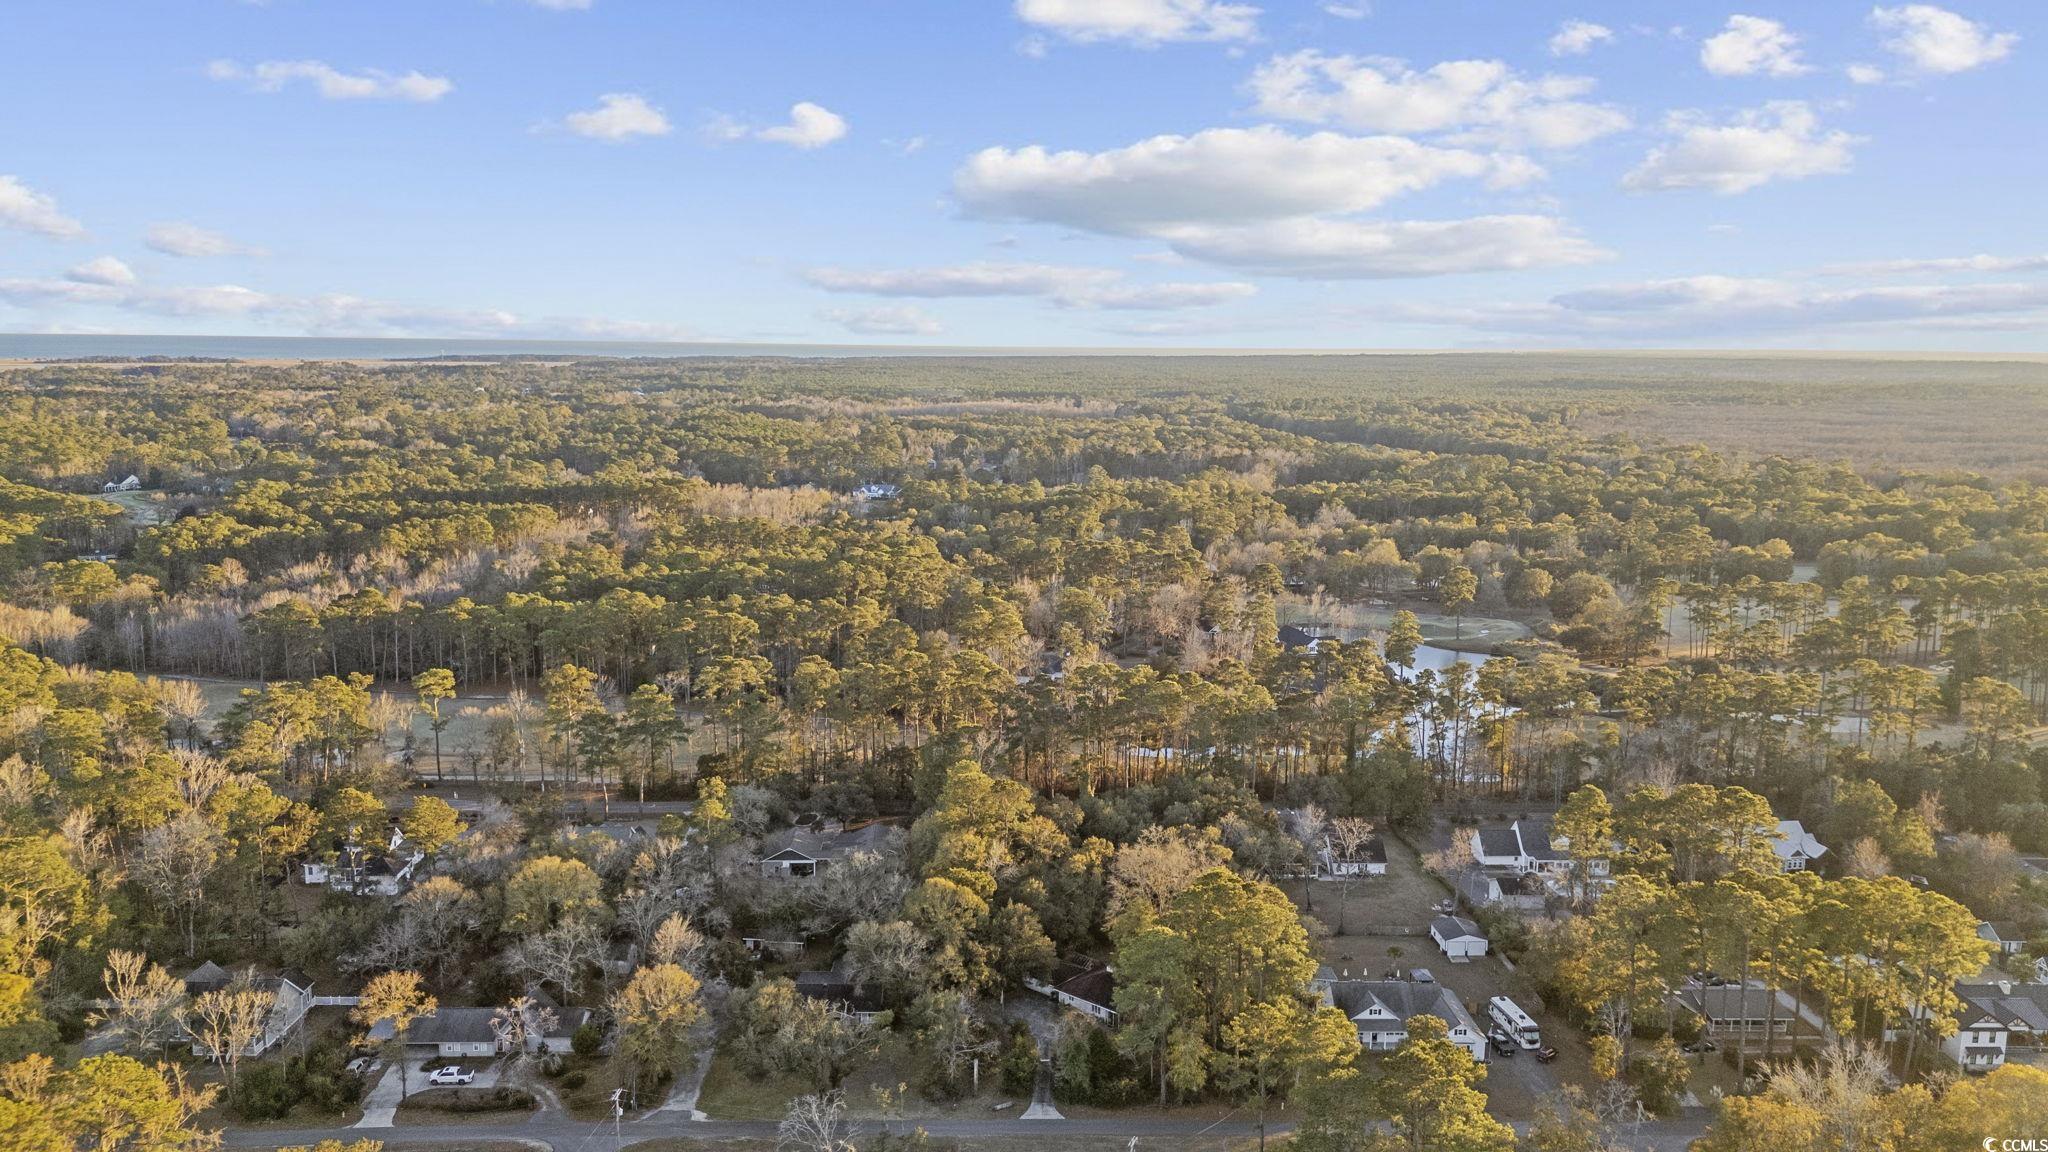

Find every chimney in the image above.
[1999,981,2013,995]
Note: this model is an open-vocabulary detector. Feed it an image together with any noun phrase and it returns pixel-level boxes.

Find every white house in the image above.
[1771,820,1828,872]
[1976,922,2028,957]
[1313,971,1487,1062]
[1321,833,1388,877]
[852,483,901,502]
[1430,915,1489,961]
[1469,821,1580,876]
[300,842,424,896]
[755,822,902,880]
[1938,981,2048,1072]
[182,963,315,1057]
[101,475,142,493]
[1024,959,1119,1023]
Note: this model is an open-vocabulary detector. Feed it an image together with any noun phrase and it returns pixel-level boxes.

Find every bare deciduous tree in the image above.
[90,949,188,1056]
[188,975,276,1098]
[777,1089,857,1152]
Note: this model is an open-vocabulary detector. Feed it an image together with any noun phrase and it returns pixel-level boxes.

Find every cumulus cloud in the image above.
[1624,101,1858,194]
[821,305,943,336]
[1872,4,2016,74]
[957,127,1537,234]
[146,221,265,258]
[802,261,1255,309]
[758,102,848,149]
[1322,3,1369,18]
[66,257,136,287]
[1549,20,1615,56]
[206,59,453,101]
[1700,15,1809,77]
[1246,52,1628,149]
[1391,274,2048,341]
[0,265,692,339]
[1014,0,1259,45]
[708,102,848,148]
[1846,62,1888,84]
[0,175,85,238]
[953,126,1600,279]
[564,93,672,141]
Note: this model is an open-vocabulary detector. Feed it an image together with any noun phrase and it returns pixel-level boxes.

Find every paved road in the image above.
[223,1110,1711,1151]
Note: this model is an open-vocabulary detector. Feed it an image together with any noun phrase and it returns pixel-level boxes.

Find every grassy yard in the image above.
[1289,828,1453,938]
[695,1035,1017,1122]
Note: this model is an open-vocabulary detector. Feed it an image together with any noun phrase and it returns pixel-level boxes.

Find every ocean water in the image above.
[0,333,1023,361]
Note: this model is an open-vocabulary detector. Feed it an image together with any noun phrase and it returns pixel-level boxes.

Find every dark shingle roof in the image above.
[1475,828,1521,858]
[405,1007,499,1046]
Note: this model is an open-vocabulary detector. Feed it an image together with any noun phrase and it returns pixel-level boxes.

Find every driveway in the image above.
[353,1057,500,1127]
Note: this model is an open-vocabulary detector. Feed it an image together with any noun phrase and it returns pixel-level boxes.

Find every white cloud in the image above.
[1014,0,1259,45]
[1247,51,1628,149]
[1846,62,1888,83]
[0,175,85,238]
[206,59,453,102]
[1819,253,2048,275]
[709,102,848,149]
[1152,215,1609,279]
[528,0,592,8]
[564,93,672,141]
[1871,5,2016,74]
[802,261,1255,309]
[1624,102,1858,194]
[1322,3,1369,18]
[953,125,1600,280]
[1549,20,1615,56]
[66,257,136,287]
[1385,274,2048,342]
[146,221,264,258]
[1700,15,1809,76]
[0,267,695,340]
[821,305,943,336]
[957,126,1537,234]
[758,102,848,149]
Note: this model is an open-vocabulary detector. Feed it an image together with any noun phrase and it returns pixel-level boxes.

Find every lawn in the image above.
[695,1034,1016,1122]
[1288,828,1454,938]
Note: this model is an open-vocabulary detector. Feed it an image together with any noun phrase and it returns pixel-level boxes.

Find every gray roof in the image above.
[1323,979,1480,1035]
[1954,982,2048,1032]
[760,822,902,863]
[1432,915,1484,941]
[1475,828,1521,858]
[405,1007,499,1047]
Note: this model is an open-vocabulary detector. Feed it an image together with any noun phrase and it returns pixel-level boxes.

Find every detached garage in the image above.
[1430,915,1489,961]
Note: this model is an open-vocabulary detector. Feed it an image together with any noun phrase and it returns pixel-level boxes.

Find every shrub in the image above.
[571,1022,603,1056]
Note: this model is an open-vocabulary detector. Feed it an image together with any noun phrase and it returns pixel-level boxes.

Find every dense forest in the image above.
[0,353,2044,1151]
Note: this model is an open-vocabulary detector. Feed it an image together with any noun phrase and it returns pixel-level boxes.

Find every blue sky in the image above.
[1,1,2043,349]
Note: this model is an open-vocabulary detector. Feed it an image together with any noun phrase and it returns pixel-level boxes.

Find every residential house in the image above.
[1672,979,1830,1048]
[1468,821,1584,877]
[1025,958,1118,1023]
[399,1008,500,1059]
[1456,869,1548,912]
[1771,820,1828,872]
[1312,969,1487,1062]
[1430,916,1489,960]
[1277,624,1331,654]
[755,821,902,879]
[1977,922,2029,957]
[793,968,891,1025]
[299,840,425,896]
[101,475,142,493]
[181,963,315,1058]
[1321,833,1388,877]
[852,483,901,502]
[1938,981,2048,1072]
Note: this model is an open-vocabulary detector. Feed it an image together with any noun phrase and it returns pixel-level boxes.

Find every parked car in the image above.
[1682,1039,1719,1054]
[1488,1029,1517,1056]
[344,1056,378,1076]
[427,1066,475,1086]
[1536,1046,1558,1063]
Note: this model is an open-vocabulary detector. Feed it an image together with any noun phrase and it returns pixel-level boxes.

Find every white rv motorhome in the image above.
[1488,996,1541,1049]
